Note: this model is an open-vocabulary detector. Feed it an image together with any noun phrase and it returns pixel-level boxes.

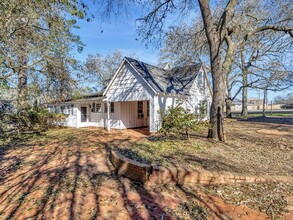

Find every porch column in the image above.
[106,101,110,131]
[149,98,156,132]
[76,104,81,128]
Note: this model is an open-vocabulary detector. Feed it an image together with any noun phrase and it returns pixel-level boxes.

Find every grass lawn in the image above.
[233,113,293,118]
[0,120,292,219]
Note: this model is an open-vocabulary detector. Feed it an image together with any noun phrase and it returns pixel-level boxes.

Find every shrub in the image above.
[23,106,66,131]
[1,105,66,133]
[160,103,209,138]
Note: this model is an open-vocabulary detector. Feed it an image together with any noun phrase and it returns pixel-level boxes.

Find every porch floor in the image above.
[129,126,150,135]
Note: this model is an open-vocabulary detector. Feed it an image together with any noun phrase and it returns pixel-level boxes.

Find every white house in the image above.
[48,57,212,132]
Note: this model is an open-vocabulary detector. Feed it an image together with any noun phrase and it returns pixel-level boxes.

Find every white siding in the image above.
[90,112,106,127]
[109,102,121,129]
[120,101,149,129]
[106,63,153,102]
[64,113,77,127]
[186,67,212,119]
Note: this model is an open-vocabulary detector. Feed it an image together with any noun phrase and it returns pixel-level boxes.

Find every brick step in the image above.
[110,150,293,186]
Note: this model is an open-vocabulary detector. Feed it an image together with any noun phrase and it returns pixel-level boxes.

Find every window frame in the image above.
[92,103,95,113]
[96,103,102,113]
[110,102,114,113]
[137,101,144,119]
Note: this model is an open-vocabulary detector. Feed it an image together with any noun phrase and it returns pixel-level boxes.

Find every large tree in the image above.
[159,21,209,66]
[195,0,238,141]
[0,0,87,110]
[159,0,293,120]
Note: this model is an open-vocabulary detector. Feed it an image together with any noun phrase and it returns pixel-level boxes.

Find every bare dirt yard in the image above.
[0,119,292,219]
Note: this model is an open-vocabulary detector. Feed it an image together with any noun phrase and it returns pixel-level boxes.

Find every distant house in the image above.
[231,98,282,112]
[230,98,242,111]
[231,99,263,111]
[48,57,212,132]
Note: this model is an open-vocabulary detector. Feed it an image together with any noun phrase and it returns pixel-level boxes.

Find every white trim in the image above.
[103,60,127,96]
[202,64,213,97]
[104,58,158,97]
[73,98,105,104]
[125,59,158,94]
[61,97,105,105]
[106,102,110,131]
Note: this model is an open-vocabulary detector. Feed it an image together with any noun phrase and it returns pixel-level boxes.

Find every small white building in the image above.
[48,57,212,132]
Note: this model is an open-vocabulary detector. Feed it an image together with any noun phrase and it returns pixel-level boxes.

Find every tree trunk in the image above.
[241,68,248,116]
[208,70,226,141]
[262,89,267,117]
[226,78,232,118]
[17,48,28,113]
[226,99,232,118]
[198,0,237,141]
[207,55,226,141]
[198,0,231,141]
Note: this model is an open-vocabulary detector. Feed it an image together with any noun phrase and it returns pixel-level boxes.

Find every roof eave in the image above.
[103,59,127,96]
[157,92,187,99]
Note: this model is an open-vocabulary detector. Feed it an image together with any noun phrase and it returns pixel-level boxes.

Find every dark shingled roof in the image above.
[125,57,201,95]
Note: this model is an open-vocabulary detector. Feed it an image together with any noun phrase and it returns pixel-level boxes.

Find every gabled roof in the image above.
[124,57,202,95]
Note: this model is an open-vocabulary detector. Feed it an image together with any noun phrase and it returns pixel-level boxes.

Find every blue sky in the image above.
[71,0,199,65]
[72,18,160,65]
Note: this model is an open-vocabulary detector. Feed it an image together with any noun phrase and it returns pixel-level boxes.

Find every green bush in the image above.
[160,103,209,138]
[23,106,66,132]
[0,105,66,133]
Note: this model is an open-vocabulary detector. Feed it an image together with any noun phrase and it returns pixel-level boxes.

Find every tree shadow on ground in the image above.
[2,126,279,219]
[237,116,293,125]
[0,128,181,219]
[178,152,242,173]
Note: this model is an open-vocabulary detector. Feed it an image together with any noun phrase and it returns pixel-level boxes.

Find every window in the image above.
[147,101,150,117]
[110,102,114,113]
[71,104,74,115]
[61,105,65,114]
[92,103,95,112]
[96,103,101,113]
[138,101,144,119]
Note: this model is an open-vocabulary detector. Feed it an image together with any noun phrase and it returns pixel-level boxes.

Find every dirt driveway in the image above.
[0,122,292,219]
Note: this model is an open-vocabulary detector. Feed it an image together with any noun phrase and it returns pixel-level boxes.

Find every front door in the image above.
[81,107,87,122]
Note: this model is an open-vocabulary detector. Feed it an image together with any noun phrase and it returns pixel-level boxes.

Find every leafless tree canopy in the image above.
[84,50,138,90]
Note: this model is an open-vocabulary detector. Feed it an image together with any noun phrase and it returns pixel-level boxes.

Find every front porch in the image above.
[75,100,151,131]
